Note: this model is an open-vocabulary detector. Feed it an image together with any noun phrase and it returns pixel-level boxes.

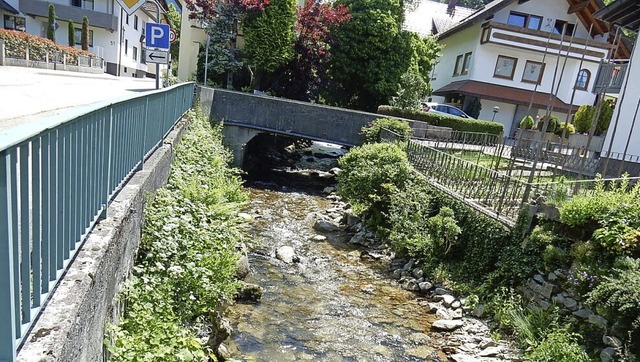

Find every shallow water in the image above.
[227,186,443,361]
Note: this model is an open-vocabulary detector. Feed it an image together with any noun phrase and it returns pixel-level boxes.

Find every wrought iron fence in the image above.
[0,82,195,361]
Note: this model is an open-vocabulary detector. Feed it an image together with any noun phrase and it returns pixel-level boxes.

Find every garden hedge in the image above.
[0,28,94,62]
[377,105,504,136]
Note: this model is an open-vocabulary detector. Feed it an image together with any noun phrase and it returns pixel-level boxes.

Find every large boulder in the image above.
[313,219,341,232]
[276,246,298,264]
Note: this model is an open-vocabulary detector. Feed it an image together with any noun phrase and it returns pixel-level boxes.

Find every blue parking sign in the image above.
[145,23,170,49]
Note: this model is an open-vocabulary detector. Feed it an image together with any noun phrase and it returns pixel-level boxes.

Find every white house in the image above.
[404,0,475,37]
[429,0,628,137]
[594,0,640,176]
[1,0,173,78]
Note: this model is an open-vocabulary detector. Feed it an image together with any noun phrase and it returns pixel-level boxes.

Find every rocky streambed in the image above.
[224,139,522,361]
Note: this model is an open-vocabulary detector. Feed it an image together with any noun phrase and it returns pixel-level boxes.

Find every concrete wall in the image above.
[16,118,190,362]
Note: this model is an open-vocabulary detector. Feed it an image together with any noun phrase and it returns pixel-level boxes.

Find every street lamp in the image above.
[491,106,500,122]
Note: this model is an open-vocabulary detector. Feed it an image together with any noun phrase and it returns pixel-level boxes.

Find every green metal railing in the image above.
[0,82,195,361]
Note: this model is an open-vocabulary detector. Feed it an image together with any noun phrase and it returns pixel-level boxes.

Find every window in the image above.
[133,46,138,61]
[72,0,94,10]
[493,55,517,80]
[575,69,590,90]
[453,54,464,76]
[74,28,94,47]
[134,15,138,30]
[522,60,544,84]
[141,48,146,64]
[4,15,26,31]
[125,39,128,55]
[462,52,472,75]
[554,20,575,36]
[507,12,543,30]
[126,14,129,25]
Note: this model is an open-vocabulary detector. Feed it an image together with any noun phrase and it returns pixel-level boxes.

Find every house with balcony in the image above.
[1,0,174,78]
[429,0,629,138]
[593,0,640,176]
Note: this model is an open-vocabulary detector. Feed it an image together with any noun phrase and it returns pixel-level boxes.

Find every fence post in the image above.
[0,151,17,362]
[0,39,5,66]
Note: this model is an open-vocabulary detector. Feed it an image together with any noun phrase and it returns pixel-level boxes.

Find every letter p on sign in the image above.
[145,23,170,49]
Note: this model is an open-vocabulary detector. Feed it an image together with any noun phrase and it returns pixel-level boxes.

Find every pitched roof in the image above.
[433,80,574,112]
[0,0,19,14]
[404,0,475,37]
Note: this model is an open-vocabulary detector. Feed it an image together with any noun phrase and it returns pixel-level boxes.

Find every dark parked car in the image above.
[423,102,475,119]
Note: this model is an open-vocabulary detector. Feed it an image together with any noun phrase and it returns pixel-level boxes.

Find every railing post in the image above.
[99,107,114,220]
[0,151,17,362]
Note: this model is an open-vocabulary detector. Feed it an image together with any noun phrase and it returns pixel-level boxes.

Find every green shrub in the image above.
[573,102,613,136]
[426,206,461,255]
[361,117,413,143]
[337,142,412,226]
[519,115,535,130]
[537,114,559,133]
[67,20,74,47]
[47,4,55,42]
[377,105,504,135]
[0,28,94,62]
[81,16,89,51]
[554,122,575,138]
[587,257,640,356]
[526,329,591,362]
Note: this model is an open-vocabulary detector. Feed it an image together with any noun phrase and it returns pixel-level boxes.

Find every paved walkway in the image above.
[0,66,157,132]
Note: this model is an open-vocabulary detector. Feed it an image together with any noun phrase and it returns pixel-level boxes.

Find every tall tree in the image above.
[167,4,181,74]
[243,0,297,89]
[68,20,75,47]
[327,0,412,111]
[271,0,352,101]
[81,16,89,50]
[47,4,56,42]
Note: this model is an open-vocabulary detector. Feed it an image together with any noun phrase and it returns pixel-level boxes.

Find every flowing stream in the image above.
[225,141,446,361]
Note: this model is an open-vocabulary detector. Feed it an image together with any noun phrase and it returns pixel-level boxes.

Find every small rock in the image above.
[588,314,608,329]
[562,297,578,311]
[235,282,263,303]
[425,303,439,313]
[471,304,484,318]
[313,219,340,232]
[451,308,463,319]
[312,235,327,241]
[533,274,545,284]
[451,300,461,309]
[403,260,415,271]
[276,246,297,264]
[450,353,476,362]
[235,254,250,279]
[432,319,464,331]
[418,281,433,292]
[391,269,403,280]
[323,186,335,194]
[349,231,366,245]
[573,309,594,319]
[329,167,341,175]
[434,287,449,295]
[437,294,455,308]
[403,280,421,291]
[412,268,424,279]
[436,308,453,320]
[237,212,252,220]
[548,272,558,281]
[600,347,617,362]
[480,340,498,349]
[478,346,502,357]
[603,335,622,348]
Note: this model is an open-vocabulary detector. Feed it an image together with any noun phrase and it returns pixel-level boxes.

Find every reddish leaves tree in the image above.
[271,0,351,101]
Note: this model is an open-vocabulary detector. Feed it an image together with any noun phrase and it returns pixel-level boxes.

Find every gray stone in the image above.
[237,212,252,221]
[313,219,341,232]
[533,274,545,284]
[451,308,463,319]
[432,319,464,331]
[403,260,415,271]
[539,281,556,299]
[547,272,558,281]
[600,347,617,362]
[235,253,250,279]
[440,294,456,307]
[434,287,449,295]
[276,246,297,264]
[409,332,431,345]
[312,234,327,241]
[603,335,622,348]
[391,269,403,280]
[479,346,502,357]
[436,308,453,320]
[451,300,461,309]
[349,231,366,245]
[425,303,439,313]
[235,282,263,303]
[412,267,424,279]
[553,293,565,304]
[588,314,608,329]
[573,308,594,319]
[471,304,485,318]
[450,353,477,362]
[562,297,578,311]
[418,281,433,292]
[404,280,421,291]
[322,186,335,194]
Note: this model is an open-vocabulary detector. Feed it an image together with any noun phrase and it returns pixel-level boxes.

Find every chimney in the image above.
[447,0,457,15]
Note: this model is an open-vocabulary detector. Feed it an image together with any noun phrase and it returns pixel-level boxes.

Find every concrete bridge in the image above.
[198,87,390,166]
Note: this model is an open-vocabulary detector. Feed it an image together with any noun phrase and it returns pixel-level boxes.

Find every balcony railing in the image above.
[481,21,613,62]
[592,60,628,94]
[20,0,118,31]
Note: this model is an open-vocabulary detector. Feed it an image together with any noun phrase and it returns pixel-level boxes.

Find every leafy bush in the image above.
[519,115,534,130]
[426,206,461,255]
[526,329,591,362]
[537,114,559,133]
[554,122,575,138]
[0,29,94,62]
[389,69,429,110]
[337,142,412,226]
[377,105,504,135]
[107,109,248,360]
[573,102,614,136]
[361,117,413,143]
[587,257,640,356]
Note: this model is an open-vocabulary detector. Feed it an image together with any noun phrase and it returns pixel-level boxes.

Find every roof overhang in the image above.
[594,0,640,31]
[0,0,19,14]
[433,80,574,113]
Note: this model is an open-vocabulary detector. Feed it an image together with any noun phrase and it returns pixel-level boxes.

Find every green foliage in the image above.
[0,28,94,62]
[47,4,55,42]
[377,105,504,135]
[337,142,412,225]
[537,114,559,133]
[243,0,296,88]
[519,115,534,130]
[526,329,591,362]
[106,109,248,360]
[67,20,74,47]
[573,101,613,136]
[361,117,412,143]
[327,0,412,111]
[587,257,640,356]
[167,4,181,73]
[426,206,461,255]
[389,67,429,110]
[81,17,89,51]
[463,97,482,120]
[554,122,575,138]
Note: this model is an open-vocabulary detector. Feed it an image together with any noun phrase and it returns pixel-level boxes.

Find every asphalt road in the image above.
[0,66,158,132]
